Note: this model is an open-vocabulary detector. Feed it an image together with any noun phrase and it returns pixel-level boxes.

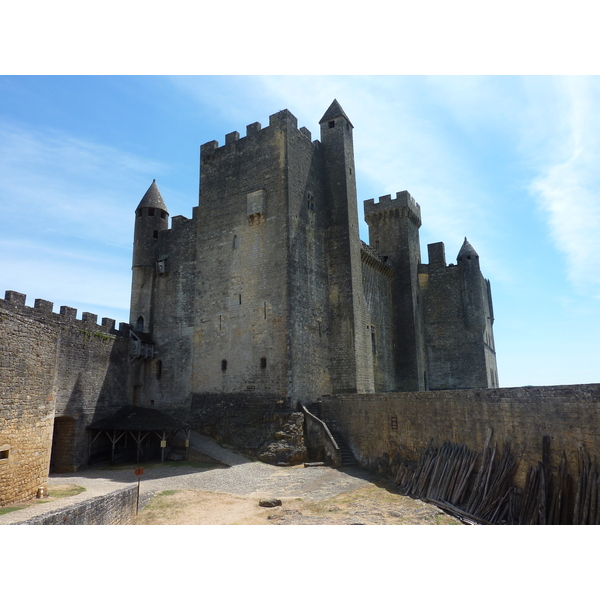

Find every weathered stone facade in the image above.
[0,292,130,505]
[129,101,498,413]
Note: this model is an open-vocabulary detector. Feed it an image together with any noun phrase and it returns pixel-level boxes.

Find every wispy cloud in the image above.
[0,118,166,243]
[0,118,165,322]
[525,77,600,297]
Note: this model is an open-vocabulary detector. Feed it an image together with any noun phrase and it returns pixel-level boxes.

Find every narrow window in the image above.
[161,210,167,219]
[0,447,9,461]
[136,208,142,218]
[260,357,267,369]
[136,316,144,332]
[148,208,155,216]
[263,302,267,319]
[219,314,222,330]
[370,325,376,355]
[239,294,242,305]
[233,234,238,249]
[153,230,159,238]
[328,120,335,129]
[221,359,227,371]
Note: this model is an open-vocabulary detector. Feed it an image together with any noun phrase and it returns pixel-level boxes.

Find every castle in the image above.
[130,100,498,410]
[3,101,600,524]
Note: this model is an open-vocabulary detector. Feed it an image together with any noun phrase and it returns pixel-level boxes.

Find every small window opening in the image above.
[0,448,9,460]
[239,294,242,305]
[221,359,227,371]
[263,302,267,319]
[349,167,352,175]
[260,357,267,369]
[233,235,238,249]
[318,322,321,337]
[161,210,167,219]
[136,316,144,332]
[328,120,335,129]
[467,255,471,260]
[153,230,159,238]
[148,208,155,216]
[370,325,376,355]
[219,314,222,330]
[136,208,143,218]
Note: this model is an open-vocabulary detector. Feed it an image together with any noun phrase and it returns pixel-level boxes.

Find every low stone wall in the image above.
[320,384,600,489]
[17,485,138,525]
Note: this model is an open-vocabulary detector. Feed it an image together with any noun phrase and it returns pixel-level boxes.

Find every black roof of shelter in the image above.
[88,406,190,432]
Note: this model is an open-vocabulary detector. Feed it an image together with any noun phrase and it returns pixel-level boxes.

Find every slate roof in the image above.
[319,99,353,127]
[457,237,479,260]
[137,179,168,212]
[88,406,190,432]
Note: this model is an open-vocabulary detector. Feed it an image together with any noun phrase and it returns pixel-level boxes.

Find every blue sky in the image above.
[1,75,599,388]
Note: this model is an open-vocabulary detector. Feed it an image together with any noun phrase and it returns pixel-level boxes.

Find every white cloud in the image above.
[526,77,600,296]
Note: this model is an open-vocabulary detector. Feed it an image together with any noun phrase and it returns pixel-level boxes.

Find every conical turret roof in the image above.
[457,237,479,260]
[319,99,353,127]
[137,179,168,212]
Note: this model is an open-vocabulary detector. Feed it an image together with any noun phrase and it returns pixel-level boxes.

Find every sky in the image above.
[1,74,599,389]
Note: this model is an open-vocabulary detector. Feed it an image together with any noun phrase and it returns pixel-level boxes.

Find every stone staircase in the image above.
[330,430,358,467]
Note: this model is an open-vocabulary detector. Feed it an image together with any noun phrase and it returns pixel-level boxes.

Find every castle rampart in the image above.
[319,384,600,490]
[0,292,130,504]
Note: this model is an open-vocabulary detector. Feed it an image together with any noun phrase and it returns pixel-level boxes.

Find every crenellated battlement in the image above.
[200,109,313,162]
[1,290,129,337]
[364,191,422,227]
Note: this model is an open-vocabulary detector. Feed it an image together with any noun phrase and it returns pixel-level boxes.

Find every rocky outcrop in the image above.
[257,413,307,466]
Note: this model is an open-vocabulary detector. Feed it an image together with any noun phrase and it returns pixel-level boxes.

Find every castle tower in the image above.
[456,238,499,387]
[364,191,426,390]
[320,100,374,394]
[130,180,169,334]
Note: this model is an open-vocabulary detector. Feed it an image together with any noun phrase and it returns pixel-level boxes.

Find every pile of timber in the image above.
[395,428,518,524]
[395,432,599,525]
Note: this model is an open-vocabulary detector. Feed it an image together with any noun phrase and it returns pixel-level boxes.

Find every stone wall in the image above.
[189,393,307,464]
[18,485,138,525]
[0,291,130,505]
[320,384,600,488]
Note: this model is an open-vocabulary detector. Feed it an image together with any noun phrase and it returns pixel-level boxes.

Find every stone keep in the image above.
[129,100,499,409]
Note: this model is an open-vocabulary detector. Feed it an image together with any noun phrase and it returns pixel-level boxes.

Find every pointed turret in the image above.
[457,237,479,263]
[137,179,168,213]
[319,99,353,128]
[130,180,169,333]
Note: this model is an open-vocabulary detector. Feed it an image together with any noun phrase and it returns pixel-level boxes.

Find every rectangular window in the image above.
[370,326,376,355]
[260,357,267,369]
[221,359,227,371]
[148,208,155,216]
[0,446,9,461]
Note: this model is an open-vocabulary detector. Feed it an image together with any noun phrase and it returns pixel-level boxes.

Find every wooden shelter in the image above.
[88,406,191,464]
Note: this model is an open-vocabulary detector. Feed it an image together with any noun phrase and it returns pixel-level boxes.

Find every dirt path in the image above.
[133,480,461,525]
